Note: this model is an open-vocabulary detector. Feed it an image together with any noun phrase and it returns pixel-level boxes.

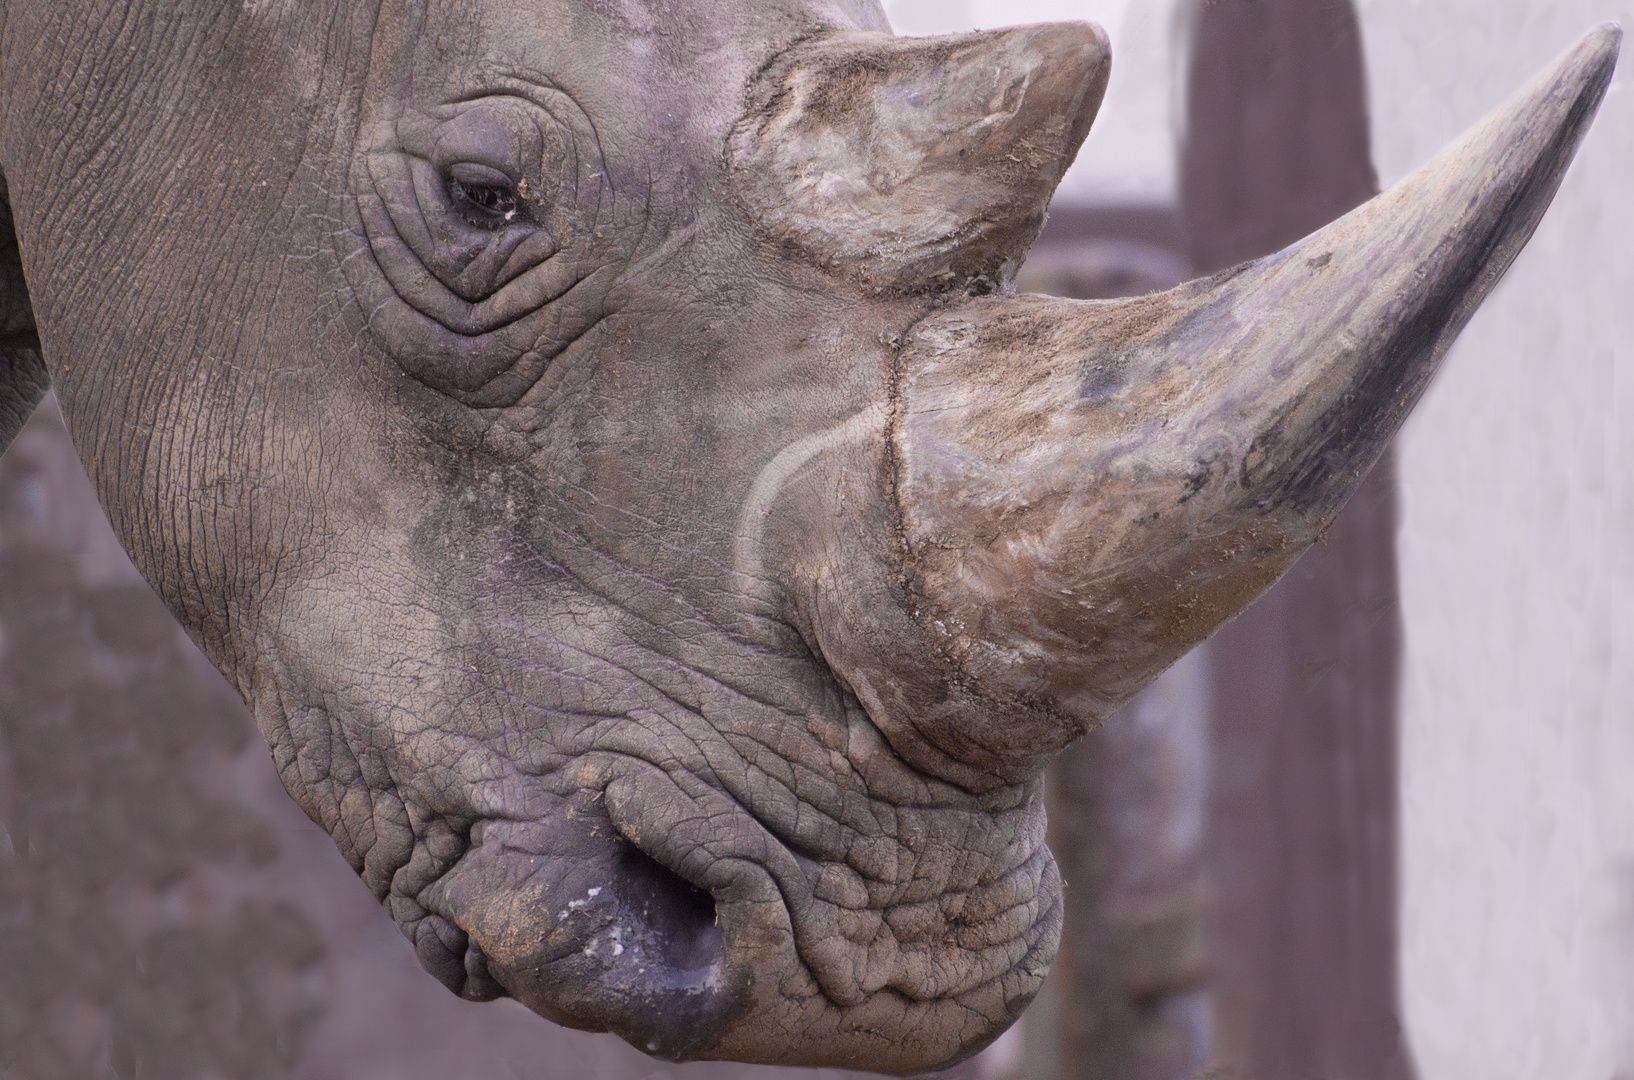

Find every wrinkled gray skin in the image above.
[0,0,1618,1071]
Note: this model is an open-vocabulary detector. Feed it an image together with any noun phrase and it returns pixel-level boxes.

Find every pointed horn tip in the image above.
[1511,24,1622,156]
[1567,22,1621,82]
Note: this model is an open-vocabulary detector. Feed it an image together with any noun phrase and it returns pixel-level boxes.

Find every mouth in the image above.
[380,685,1061,1071]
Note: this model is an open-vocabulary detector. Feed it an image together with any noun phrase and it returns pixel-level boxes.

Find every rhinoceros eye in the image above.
[446,163,525,229]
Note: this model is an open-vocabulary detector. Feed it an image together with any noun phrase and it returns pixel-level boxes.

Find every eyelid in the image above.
[447,161,518,188]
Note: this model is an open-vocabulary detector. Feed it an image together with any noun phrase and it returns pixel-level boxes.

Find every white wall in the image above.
[880,0,1182,204]
[1355,3,1634,1077]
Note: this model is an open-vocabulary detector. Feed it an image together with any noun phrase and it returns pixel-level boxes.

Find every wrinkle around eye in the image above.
[348,241,617,397]
[404,157,554,300]
[368,153,563,312]
[450,231,562,303]
[360,184,583,338]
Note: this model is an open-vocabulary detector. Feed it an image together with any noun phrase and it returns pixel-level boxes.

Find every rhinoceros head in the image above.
[1,0,1617,1070]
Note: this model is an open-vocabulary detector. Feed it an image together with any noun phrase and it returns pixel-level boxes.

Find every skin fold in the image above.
[0,0,1618,1070]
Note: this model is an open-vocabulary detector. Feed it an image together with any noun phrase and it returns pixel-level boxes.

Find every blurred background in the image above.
[2,1,1630,1077]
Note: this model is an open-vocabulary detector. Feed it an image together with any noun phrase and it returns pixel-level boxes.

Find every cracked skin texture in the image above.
[0,0,1613,1068]
[0,0,1099,1071]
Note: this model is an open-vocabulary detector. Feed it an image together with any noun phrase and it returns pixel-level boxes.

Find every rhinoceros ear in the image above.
[727,24,1110,293]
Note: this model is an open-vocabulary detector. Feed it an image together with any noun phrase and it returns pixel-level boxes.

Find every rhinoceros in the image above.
[0,0,1618,1071]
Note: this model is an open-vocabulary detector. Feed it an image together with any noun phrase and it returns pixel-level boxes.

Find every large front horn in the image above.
[811,26,1619,782]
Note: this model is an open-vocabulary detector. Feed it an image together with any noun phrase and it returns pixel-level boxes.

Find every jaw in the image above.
[415,734,1060,1071]
[248,457,1060,1071]
[260,652,1061,1072]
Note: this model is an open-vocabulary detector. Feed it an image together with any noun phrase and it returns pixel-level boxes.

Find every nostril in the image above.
[544,839,733,1060]
[611,842,720,975]
[419,816,736,1059]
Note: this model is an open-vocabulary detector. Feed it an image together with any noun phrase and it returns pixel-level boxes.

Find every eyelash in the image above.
[448,175,524,228]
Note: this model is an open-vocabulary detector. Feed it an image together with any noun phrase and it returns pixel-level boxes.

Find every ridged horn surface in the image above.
[869,26,1619,775]
[728,23,1110,292]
